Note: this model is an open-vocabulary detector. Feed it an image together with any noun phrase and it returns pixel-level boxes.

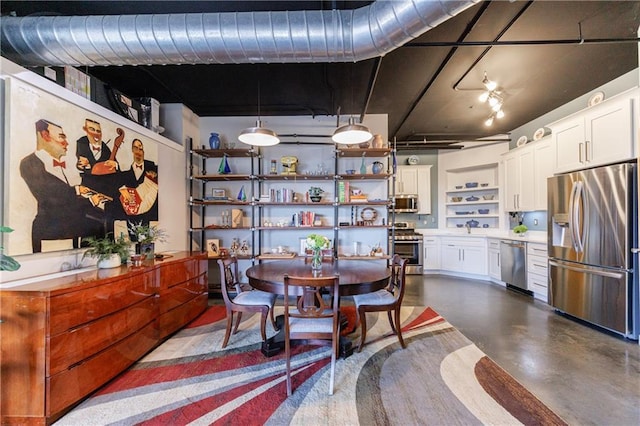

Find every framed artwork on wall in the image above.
[3,76,160,256]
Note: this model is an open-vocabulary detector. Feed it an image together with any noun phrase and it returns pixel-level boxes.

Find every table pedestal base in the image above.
[261,314,354,359]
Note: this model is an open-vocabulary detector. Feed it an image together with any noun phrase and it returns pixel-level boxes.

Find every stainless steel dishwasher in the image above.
[500,240,527,291]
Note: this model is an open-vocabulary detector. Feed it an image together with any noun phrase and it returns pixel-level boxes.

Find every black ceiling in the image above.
[2,1,639,148]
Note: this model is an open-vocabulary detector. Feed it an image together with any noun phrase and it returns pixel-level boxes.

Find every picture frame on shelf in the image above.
[206,239,220,257]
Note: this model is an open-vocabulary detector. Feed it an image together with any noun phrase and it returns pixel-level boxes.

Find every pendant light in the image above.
[239,68,280,147]
[332,117,373,144]
[332,64,372,145]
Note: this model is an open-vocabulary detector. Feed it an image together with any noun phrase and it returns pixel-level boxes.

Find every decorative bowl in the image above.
[466,220,479,228]
[465,182,478,188]
[478,209,490,214]
[456,224,464,228]
[346,169,356,175]
[455,185,463,189]
[482,224,490,228]
[480,183,489,187]
[451,196,463,202]
[482,195,495,200]
[465,196,479,202]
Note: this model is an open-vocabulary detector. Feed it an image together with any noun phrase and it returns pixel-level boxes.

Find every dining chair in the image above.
[352,254,408,352]
[283,273,340,396]
[217,257,278,348]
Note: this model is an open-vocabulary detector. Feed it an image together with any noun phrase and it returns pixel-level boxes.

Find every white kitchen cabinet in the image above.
[440,237,487,276]
[533,137,554,211]
[423,236,440,272]
[551,91,635,174]
[487,238,502,281]
[396,165,432,214]
[503,146,534,212]
[527,242,549,302]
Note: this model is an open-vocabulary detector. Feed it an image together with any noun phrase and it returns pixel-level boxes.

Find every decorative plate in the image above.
[516,136,528,147]
[588,91,605,107]
[533,127,547,141]
[360,207,378,225]
[407,155,419,165]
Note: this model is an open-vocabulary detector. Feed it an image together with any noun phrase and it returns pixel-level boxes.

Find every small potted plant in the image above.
[1,226,20,271]
[513,224,528,237]
[82,233,130,268]
[128,221,168,259]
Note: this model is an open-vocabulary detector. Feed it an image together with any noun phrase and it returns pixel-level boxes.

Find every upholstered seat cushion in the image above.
[353,289,394,308]
[233,290,276,306]
[289,316,333,333]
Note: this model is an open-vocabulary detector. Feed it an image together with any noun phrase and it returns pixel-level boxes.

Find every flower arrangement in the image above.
[82,233,130,263]
[128,221,168,244]
[513,224,528,235]
[306,233,330,270]
[306,233,330,251]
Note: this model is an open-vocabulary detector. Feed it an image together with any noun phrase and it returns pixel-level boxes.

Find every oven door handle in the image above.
[392,240,424,244]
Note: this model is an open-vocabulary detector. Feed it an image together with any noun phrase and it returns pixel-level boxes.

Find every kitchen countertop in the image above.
[416,229,547,244]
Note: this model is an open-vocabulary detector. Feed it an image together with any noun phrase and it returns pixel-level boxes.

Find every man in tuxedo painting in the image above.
[19,119,111,252]
[118,138,158,224]
[76,118,121,233]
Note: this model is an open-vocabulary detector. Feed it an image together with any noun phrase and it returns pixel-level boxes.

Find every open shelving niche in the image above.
[445,163,500,230]
[189,140,396,293]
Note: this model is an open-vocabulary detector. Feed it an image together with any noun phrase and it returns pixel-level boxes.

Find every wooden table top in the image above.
[245,259,390,296]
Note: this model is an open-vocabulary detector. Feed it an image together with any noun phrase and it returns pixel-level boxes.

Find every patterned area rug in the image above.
[55,305,566,425]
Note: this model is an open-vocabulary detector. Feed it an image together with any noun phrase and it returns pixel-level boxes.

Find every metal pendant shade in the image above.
[331,117,372,145]
[238,120,280,146]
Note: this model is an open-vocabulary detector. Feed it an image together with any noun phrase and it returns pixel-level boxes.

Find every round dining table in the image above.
[245,258,391,357]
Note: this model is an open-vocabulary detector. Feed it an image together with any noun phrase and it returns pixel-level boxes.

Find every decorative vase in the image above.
[360,155,367,174]
[218,154,231,174]
[372,161,384,174]
[136,242,155,260]
[310,248,322,271]
[97,254,121,269]
[209,133,220,149]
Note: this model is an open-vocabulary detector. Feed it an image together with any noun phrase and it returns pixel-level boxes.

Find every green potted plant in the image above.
[82,233,131,268]
[128,221,168,260]
[1,226,20,271]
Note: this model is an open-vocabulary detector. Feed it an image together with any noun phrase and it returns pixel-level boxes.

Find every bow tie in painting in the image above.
[53,159,66,168]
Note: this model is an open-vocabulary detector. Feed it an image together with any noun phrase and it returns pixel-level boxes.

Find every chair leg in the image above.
[394,308,406,349]
[232,312,243,335]
[269,306,279,331]
[285,327,292,396]
[387,310,397,334]
[329,333,337,395]
[357,309,367,352]
[259,310,268,342]
[222,311,233,348]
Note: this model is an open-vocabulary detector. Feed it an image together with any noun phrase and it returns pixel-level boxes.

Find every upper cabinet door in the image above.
[396,165,432,214]
[586,95,634,168]
[553,115,585,174]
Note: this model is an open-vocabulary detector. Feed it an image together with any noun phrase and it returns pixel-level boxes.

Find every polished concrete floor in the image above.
[402,274,640,426]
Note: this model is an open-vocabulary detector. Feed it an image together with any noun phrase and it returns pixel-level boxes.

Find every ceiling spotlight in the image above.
[239,119,280,146]
[491,102,503,112]
[482,72,497,91]
[484,116,494,127]
[332,117,373,145]
[496,110,505,119]
[478,91,490,103]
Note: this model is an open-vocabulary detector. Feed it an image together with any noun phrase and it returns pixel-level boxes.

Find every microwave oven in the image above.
[392,195,418,213]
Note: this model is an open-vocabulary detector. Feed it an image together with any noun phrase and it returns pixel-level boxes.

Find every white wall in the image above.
[0,59,190,284]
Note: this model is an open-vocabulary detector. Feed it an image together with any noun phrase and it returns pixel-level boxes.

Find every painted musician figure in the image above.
[118,138,159,225]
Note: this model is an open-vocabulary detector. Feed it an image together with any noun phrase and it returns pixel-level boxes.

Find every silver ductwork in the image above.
[1,0,478,67]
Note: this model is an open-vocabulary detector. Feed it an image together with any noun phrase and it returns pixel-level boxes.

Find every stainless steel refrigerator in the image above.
[547,162,639,339]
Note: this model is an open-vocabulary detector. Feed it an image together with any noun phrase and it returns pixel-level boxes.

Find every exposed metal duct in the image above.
[0,0,478,67]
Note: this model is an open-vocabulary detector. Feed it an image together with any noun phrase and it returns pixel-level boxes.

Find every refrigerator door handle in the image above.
[549,260,624,279]
[574,181,586,253]
[568,181,580,252]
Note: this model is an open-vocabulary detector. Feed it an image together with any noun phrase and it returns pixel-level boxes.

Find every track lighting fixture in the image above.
[479,72,505,127]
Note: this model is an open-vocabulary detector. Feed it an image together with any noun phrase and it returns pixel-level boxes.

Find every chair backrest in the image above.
[217,257,242,305]
[388,254,408,304]
[283,274,340,323]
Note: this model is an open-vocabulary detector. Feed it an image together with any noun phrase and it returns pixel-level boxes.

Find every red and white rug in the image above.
[55,305,566,425]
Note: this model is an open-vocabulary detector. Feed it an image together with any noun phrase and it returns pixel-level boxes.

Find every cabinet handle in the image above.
[585,140,590,162]
[533,263,547,268]
[579,142,584,163]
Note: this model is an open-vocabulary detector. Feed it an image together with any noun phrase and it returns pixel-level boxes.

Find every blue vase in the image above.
[209,133,220,149]
[372,161,384,174]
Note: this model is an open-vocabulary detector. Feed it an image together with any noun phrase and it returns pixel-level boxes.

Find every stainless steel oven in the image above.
[390,223,423,274]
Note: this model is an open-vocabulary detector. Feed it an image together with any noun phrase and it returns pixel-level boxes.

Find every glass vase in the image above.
[311,248,322,271]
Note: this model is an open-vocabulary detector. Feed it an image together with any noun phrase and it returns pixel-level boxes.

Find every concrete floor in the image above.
[402,274,640,426]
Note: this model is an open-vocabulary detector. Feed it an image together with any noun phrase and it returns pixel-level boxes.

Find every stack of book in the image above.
[350,194,368,203]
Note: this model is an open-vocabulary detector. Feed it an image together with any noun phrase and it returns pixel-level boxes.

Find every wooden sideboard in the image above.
[0,251,208,425]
